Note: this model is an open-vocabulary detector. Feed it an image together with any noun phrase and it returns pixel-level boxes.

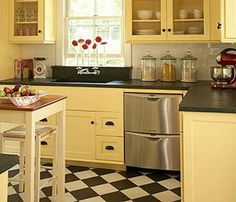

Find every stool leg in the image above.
[0,134,3,153]
[19,141,25,192]
[34,135,41,202]
[52,132,58,198]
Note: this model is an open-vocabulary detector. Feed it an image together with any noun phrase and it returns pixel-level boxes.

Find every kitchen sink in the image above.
[51,79,114,83]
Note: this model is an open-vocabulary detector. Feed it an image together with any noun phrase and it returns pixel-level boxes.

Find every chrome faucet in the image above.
[76,66,101,75]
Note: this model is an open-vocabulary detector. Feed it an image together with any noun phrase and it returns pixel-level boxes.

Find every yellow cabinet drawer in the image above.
[96,113,123,137]
[96,136,123,162]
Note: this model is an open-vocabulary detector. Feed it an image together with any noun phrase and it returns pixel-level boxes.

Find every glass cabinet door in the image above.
[125,0,167,42]
[13,0,39,37]
[167,0,210,40]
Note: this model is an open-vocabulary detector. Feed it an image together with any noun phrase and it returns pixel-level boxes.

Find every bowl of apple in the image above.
[0,84,47,107]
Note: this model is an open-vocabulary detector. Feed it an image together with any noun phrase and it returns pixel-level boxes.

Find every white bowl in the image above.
[137,10,153,20]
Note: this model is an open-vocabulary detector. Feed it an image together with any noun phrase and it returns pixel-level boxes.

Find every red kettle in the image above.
[216,48,236,67]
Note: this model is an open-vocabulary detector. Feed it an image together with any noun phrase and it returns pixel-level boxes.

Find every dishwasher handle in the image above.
[126,132,179,139]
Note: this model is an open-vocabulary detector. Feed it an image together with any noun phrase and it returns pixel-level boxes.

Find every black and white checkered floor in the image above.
[8,164,181,202]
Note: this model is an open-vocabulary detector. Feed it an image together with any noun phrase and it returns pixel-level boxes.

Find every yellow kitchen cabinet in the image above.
[33,86,124,164]
[66,110,96,161]
[210,0,221,41]
[220,0,236,43]
[8,0,56,44]
[125,0,212,43]
[183,112,236,202]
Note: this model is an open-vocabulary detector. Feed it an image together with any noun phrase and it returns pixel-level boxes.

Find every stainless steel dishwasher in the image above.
[125,93,182,171]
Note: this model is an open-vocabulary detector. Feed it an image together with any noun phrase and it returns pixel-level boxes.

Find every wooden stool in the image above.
[0,125,57,201]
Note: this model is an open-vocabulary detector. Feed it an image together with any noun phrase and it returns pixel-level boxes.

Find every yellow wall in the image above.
[0,0,22,80]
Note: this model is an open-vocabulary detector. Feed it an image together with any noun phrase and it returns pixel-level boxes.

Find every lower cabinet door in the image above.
[66,110,95,160]
[96,136,123,162]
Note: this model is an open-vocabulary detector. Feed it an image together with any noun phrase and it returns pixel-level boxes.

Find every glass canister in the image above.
[160,51,177,82]
[181,51,197,82]
[141,51,157,81]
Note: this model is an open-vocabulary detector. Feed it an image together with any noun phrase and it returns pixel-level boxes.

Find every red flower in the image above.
[92,43,97,49]
[82,44,88,50]
[78,39,84,43]
[101,42,107,45]
[72,40,78,46]
[85,39,92,45]
[95,36,102,43]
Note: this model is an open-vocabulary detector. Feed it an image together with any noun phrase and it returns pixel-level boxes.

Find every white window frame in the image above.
[56,0,131,66]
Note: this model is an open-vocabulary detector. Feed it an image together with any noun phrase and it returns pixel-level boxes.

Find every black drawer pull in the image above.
[91,121,95,125]
[40,118,48,122]
[105,121,115,126]
[41,141,48,145]
[105,145,114,150]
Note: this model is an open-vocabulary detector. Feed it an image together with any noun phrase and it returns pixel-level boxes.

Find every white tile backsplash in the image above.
[132,43,236,80]
[22,42,236,80]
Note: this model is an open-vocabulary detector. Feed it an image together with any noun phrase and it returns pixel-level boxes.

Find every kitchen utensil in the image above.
[137,10,153,20]
[141,51,157,81]
[161,51,177,82]
[181,51,197,82]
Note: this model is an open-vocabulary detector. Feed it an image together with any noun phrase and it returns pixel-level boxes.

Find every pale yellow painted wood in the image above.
[66,110,96,160]
[95,112,123,137]
[221,0,236,43]
[210,0,221,41]
[8,0,55,44]
[183,112,236,202]
[96,136,124,162]
[0,171,8,202]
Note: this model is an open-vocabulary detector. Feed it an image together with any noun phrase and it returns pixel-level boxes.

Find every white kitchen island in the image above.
[0,95,66,202]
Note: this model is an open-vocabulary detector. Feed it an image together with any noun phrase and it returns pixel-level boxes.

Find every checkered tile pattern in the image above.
[8,164,181,202]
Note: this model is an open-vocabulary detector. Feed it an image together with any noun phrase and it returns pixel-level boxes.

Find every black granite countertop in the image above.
[179,85,236,113]
[1,78,236,113]
[0,78,209,90]
[0,154,18,174]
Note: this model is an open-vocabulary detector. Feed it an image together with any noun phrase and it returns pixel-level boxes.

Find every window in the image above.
[65,0,124,66]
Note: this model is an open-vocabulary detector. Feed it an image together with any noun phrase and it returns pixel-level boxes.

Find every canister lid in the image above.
[160,51,176,60]
[141,51,156,60]
[181,51,197,60]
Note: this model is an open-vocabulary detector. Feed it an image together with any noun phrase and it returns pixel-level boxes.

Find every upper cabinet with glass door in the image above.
[125,0,211,43]
[8,0,55,44]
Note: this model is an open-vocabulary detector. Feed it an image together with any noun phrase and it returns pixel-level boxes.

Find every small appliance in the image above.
[212,48,236,88]
[33,57,47,79]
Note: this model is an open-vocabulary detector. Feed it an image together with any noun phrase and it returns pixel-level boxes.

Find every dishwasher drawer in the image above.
[125,132,180,171]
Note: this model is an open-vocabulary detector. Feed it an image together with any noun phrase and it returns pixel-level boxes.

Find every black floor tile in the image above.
[92,168,115,175]
[9,169,19,178]
[40,197,51,202]
[133,195,162,202]
[111,179,137,190]
[101,191,130,202]
[118,170,141,178]
[65,173,79,183]
[41,186,52,197]
[83,176,107,187]
[71,187,98,200]
[40,171,52,180]
[8,194,23,202]
[66,165,89,173]
[171,187,181,196]
[146,172,170,182]
[140,182,168,194]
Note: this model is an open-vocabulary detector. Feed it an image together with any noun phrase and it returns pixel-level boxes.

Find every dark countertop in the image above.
[179,85,236,113]
[0,154,18,174]
[0,78,209,90]
[1,78,236,113]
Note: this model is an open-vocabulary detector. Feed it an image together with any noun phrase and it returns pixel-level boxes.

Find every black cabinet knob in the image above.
[217,23,222,29]
[168,28,171,32]
[91,121,95,125]
[162,28,166,32]
[105,121,115,126]
[38,30,42,33]
[105,145,114,150]
[40,118,48,122]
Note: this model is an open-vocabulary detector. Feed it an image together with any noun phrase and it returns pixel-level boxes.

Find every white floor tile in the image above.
[74,170,98,180]
[65,180,88,192]
[129,175,155,186]
[101,172,125,183]
[121,187,149,199]
[158,178,180,190]
[92,183,118,195]
[153,190,181,202]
